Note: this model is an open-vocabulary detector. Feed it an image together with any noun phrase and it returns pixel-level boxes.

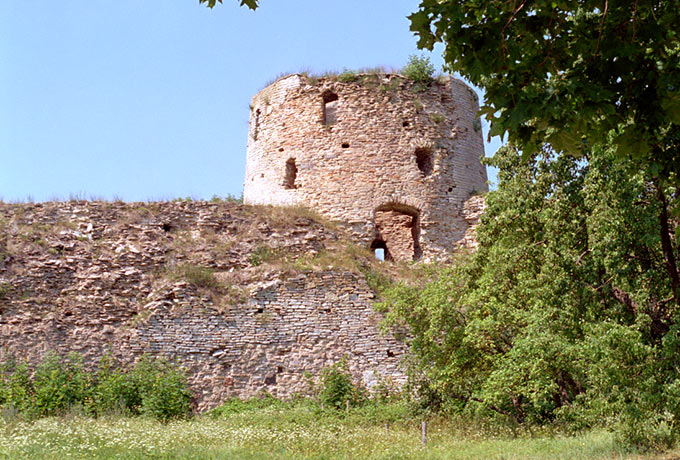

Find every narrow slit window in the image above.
[415,147,433,177]
[322,91,339,125]
[284,158,298,189]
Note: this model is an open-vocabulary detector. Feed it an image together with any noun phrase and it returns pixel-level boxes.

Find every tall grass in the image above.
[0,400,674,460]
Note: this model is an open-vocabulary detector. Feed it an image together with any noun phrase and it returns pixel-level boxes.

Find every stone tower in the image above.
[243,73,488,262]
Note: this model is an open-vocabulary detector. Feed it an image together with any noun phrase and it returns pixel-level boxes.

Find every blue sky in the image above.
[1,1,501,202]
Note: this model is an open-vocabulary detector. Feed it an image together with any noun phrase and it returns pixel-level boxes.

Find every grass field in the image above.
[1,401,678,460]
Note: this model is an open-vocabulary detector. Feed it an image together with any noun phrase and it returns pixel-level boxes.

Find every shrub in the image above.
[0,359,33,415]
[32,352,92,417]
[92,355,141,416]
[132,356,192,421]
[402,55,435,84]
[318,359,364,409]
[337,69,359,83]
[0,353,193,421]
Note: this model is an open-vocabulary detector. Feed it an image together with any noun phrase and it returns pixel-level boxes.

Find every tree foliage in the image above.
[383,144,680,448]
[199,0,258,10]
[395,6,680,447]
[409,1,680,184]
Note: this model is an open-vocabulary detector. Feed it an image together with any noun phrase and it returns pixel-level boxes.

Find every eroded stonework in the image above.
[244,73,488,262]
[0,202,406,410]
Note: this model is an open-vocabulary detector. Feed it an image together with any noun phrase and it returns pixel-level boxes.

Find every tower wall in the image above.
[244,73,488,261]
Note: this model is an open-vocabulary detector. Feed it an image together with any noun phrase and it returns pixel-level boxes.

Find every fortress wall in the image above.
[130,271,406,405]
[244,74,488,261]
[0,201,406,411]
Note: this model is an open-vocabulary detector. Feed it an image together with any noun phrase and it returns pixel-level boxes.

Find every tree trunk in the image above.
[655,179,680,306]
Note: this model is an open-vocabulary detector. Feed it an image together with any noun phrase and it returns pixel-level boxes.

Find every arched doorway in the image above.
[372,203,422,262]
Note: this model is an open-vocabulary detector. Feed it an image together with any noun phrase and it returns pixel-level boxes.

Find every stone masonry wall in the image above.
[0,201,406,411]
[244,73,488,262]
[131,271,405,404]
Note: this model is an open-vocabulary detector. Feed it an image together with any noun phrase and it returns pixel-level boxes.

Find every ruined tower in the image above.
[243,73,488,262]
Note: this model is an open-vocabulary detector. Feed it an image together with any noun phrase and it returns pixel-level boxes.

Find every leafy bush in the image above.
[134,356,192,421]
[92,354,141,416]
[0,353,192,421]
[0,357,34,416]
[318,359,364,409]
[381,145,680,450]
[32,353,92,417]
[401,55,435,84]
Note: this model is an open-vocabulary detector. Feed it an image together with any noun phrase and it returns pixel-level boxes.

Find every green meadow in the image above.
[1,402,677,460]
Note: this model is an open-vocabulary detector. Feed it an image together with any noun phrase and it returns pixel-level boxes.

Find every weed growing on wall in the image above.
[402,55,435,85]
[337,69,359,83]
[168,264,218,289]
[0,283,12,299]
[210,194,243,203]
[248,245,276,266]
[429,112,446,124]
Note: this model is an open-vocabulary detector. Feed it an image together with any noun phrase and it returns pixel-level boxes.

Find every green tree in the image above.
[200,0,258,10]
[409,0,680,311]
[409,1,680,180]
[383,144,680,448]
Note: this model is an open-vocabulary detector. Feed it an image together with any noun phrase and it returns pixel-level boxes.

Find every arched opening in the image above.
[373,203,422,262]
[283,158,298,189]
[322,90,339,125]
[415,147,433,177]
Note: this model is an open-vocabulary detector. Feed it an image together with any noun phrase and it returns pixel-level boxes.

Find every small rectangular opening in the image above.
[283,158,298,189]
[322,91,339,125]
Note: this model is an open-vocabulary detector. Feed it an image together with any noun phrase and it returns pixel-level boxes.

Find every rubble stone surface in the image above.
[0,201,406,410]
[244,73,488,262]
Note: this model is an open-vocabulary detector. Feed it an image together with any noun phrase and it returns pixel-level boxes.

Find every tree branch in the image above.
[632,0,638,42]
[611,286,638,316]
[594,0,609,58]
[469,396,522,422]
[654,178,680,305]
[501,0,529,64]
